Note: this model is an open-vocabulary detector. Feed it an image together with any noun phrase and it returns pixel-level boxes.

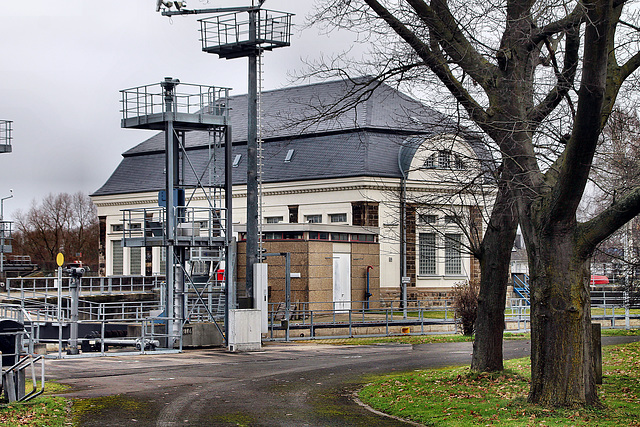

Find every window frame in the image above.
[419,233,437,275]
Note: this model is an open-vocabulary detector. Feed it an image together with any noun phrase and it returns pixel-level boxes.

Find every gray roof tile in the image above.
[93,78,490,197]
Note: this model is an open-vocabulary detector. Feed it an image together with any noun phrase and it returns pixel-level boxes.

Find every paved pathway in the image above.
[45,336,638,426]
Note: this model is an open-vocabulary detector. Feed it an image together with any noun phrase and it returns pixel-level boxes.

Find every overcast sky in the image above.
[0,0,357,220]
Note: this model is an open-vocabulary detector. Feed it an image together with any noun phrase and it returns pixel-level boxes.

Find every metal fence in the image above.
[5,276,163,299]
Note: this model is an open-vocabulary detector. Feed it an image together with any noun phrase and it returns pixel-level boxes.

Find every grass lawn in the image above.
[311,328,639,346]
[358,337,640,426]
[0,382,69,427]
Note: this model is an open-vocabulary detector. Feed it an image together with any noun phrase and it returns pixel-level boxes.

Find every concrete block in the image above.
[182,323,225,347]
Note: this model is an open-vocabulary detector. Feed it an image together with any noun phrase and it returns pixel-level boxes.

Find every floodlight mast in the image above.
[156,0,293,308]
[158,0,265,15]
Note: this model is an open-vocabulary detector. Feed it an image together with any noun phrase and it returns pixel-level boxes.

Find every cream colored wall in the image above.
[93,165,486,290]
[94,192,157,276]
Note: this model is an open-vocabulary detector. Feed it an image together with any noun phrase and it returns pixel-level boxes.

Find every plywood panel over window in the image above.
[112,240,123,275]
[130,247,141,275]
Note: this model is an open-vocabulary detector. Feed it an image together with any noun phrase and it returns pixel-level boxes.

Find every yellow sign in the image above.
[56,253,64,267]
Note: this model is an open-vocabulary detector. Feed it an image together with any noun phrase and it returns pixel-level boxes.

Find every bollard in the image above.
[592,323,602,385]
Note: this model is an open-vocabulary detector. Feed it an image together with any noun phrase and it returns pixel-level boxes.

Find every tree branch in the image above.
[528,26,580,125]
[546,0,612,224]
[578,185,640,256]
[363,0,490,125]
[407,0,497,89]
[530,3,586,47]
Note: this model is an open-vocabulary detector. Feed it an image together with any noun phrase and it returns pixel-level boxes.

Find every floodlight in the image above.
[156,0,163,12]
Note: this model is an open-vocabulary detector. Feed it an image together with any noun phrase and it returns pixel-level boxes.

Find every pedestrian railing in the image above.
[5,275,163,299]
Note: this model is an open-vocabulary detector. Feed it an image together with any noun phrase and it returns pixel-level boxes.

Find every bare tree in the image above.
[310,0,640,406]
[13,192,99,272]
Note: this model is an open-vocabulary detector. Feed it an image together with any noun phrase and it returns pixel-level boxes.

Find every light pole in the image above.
[0,189,13,275]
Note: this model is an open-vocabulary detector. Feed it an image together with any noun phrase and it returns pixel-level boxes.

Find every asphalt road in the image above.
[45,336,639,426]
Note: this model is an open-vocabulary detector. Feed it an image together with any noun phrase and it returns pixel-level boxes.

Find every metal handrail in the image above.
[6,275,163,298]
[120,82,230,120]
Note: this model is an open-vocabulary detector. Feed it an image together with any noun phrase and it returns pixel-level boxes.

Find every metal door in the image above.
[333,253,351,311]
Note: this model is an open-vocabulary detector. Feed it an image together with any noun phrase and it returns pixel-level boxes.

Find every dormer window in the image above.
[423,150,466,170]
[284,149,295,163]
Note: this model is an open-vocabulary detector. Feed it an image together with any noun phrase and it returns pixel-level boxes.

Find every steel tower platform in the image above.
[0,120,12,153]
[119,78,233,347]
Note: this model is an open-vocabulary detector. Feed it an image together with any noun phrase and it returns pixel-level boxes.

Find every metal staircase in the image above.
[513,274,530,305]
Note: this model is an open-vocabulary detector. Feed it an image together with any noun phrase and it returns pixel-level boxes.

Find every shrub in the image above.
[452,280,479,336]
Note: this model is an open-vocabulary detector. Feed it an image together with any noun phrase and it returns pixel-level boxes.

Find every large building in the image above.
[91,78,492,305]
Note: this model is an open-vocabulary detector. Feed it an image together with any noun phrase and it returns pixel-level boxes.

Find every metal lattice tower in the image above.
[119,79,233,346]
[1,121,13,278]
[0,120,12,154]
[159,1,293,306]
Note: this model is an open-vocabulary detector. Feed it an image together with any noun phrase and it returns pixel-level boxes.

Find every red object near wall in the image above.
[590,275,609,285]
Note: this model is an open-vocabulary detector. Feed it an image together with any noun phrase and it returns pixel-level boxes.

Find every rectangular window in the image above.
[330,233,349,241]
[288,205,298,223]
[445,215,457,224]
[112,224,123,232]
[264,232,283,240]
[305,214,322,223]
[329,213,347,223]
[283,232,303,240]
[419,214,437,224]
[351,234,375,242]
[265,216,283,224]
[112,240,123,275]
[419,233,436,275]
[445,234,462,275]
[309,231,329,240]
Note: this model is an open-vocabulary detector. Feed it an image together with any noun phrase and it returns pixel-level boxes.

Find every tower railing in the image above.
[120,82,230,128]
[1,220,12,254]
[120,206,227,247]
[0,120,12,153]
[199,10,293,58]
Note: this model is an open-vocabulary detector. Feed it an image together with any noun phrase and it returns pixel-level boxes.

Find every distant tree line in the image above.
[11,192,99,273]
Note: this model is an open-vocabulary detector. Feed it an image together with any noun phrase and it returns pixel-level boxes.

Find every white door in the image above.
[333,253,351,311]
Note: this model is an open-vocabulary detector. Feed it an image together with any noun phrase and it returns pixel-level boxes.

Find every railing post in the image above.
[611,307,615,328]
[385,309,389,336]
[625,291,630,330]
[101,321,106,356]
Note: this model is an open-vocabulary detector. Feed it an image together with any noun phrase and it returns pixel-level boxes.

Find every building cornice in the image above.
[92,179,486,209]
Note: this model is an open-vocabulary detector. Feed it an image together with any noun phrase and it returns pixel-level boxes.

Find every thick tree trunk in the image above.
[527,230,598,406]
[472,179,518,372]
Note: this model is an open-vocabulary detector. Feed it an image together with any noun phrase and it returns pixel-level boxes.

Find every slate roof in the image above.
[93,78,489,196]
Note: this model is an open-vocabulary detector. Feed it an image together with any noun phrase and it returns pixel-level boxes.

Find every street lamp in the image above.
[0,189,13,221]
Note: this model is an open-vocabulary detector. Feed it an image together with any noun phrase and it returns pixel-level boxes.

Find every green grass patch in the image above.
[600,328,640,336]
[72,394,154,425]
[0,382,70,427]
[308,334,475,346]
[358,341,640,426]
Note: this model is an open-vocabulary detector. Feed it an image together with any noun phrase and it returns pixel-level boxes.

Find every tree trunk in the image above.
[472,179,518,372]
[527,229,598,406]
